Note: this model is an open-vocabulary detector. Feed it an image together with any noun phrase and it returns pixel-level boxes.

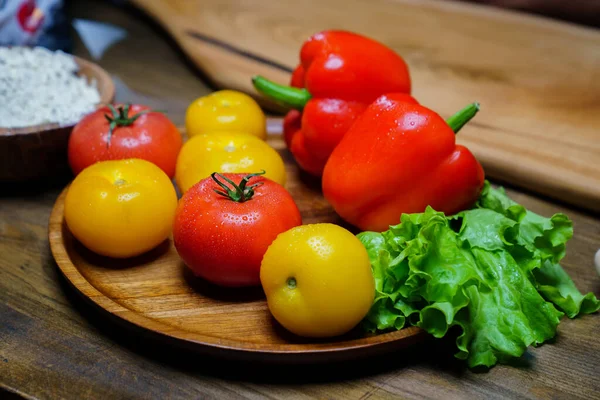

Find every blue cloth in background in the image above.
[37,0,71,52]
[0,0,71,52]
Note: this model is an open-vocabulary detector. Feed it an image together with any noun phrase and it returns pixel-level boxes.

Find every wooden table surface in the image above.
[1,1,599,399]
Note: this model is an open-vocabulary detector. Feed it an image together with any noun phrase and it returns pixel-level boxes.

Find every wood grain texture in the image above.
[1,1,600,399]
[47,135,425,363]
[0,57,115,182]
[129,0,600,214]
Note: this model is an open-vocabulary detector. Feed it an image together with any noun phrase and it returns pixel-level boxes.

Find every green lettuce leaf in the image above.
[475,181,598,316]
[358,181,599,369]
[534,260,600,318]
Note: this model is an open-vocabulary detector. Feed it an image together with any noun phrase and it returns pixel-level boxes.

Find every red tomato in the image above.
[173,172,302,287]
[68,104,182,178]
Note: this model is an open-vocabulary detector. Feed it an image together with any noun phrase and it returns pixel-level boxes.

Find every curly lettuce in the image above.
[358,181,599,369]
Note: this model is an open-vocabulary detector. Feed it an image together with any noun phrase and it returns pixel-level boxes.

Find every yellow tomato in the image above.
[185,90,267,140]
[64,159,178,258]
[260,223,375,337]
[175,132,286,193]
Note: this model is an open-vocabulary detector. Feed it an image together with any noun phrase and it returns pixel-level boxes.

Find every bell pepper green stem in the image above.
[252,75,312,110]
[446,102,480,134]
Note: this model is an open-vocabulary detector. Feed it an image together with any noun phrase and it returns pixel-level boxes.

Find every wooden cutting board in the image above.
[129,0,600,213]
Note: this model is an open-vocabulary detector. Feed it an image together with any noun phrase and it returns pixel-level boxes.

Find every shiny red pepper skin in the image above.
[255,30,411,176]
[322,93,485,232]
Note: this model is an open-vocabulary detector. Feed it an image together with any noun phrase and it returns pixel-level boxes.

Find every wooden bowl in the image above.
[0,56,115,182]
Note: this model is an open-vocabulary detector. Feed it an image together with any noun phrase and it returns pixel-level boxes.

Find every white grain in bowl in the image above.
[0,46,101,129]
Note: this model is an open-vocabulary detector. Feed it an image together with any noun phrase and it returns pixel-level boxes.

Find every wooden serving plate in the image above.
[0,56,115,182]
[48,136,425,363]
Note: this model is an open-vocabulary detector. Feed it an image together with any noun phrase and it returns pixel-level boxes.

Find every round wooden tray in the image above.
[48,145,426,363]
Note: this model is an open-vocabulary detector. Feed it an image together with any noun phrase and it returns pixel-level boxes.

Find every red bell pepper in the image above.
[322,93,485,232]
[252,30,411,176]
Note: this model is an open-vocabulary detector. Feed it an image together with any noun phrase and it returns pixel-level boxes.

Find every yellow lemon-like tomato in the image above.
[64,159,178,258]
[175,132,286,193]
[260,223,375,338]
[185,90,267,140]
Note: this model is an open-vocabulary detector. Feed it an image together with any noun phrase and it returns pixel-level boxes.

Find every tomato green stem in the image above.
[211,171,266,202]
[446,102,480,134]
[104,104,156,148]
[252,75,312,110]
